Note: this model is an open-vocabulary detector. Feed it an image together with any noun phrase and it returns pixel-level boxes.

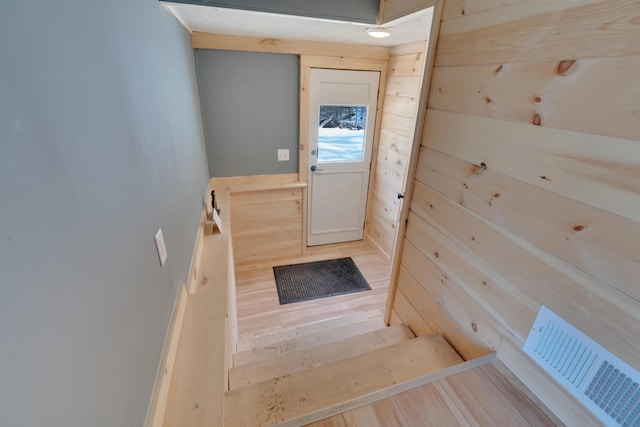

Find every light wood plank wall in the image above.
[366,42,428,260]
[210,175,305,268]
[390,0,640,421]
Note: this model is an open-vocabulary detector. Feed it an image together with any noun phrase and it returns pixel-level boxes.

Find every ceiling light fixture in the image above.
[366,27,392,38]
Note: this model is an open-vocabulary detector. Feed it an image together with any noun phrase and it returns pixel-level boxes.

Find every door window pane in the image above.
[317,105,367,162]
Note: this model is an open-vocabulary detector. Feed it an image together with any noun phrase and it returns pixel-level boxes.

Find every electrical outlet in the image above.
[154,228,168,267]
[277,149,290,161]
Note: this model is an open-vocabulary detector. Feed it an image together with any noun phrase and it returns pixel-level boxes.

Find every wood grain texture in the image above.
[442,0,521,21]
[422,109,640,224]
[229,325,414,389]
[383,0,444,326]
[366,42,428,261]
[163,185,238,427]
[405,202,538,343]
[481,363,563,425]
[192,33,390,60]
[400,233,505,353]
[406,180,640,370]
[389,41,428,58]
[437,0,640,65]
[146,282,188,427]
[234,240,391,342]
[163,276,228,427]
[233,318,385,367]
[385,76,423,98]
[382,95,420,119]
[395,262,491,360]
[392,0,640,423]
[415,147,640,302]
[306,360,557,427]
[438,365,554,426]
[224,334,465,427]
[230,188,303,266]
[429,57,640,142]
[211,174,298,188]
[498,338,606,426]
[392,288,438,337]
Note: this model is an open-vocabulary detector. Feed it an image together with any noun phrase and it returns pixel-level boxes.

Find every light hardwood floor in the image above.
[235,240,391,338]
[234,240,561,427]
[305,362,562,427]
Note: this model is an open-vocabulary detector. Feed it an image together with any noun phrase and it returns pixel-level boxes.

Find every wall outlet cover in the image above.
[277,149,290,161]
[154,228,168,267]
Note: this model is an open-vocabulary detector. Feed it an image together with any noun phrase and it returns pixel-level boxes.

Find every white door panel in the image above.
[309,171,366,245]
[307,69,380,246]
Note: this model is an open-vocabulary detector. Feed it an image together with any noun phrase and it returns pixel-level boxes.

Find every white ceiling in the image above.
[162,2,433,47]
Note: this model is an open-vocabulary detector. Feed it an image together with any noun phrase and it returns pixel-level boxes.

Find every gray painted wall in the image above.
[0,1,209,426]
[197,49,300,177]
[165,0,380,24]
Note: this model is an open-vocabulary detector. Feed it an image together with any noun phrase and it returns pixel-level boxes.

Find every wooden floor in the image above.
[234,240,561,427]
[235,240,391,338]
[305,362,562,427]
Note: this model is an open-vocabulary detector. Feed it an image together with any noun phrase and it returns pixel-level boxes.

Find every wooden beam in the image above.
[192,32,390,60]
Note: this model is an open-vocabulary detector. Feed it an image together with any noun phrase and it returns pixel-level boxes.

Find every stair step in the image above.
[233,318,386,367]
[224,334,464,427]
[236,312,370,352]
[229,324,415,390]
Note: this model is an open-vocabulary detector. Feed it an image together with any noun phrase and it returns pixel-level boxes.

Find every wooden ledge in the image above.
[209,175,306,195]
[229,181,307,194]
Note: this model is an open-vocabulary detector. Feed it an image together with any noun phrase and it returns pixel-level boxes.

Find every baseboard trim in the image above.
[364,234,392,264]
[145,281,188,427]
[146,213,206,427]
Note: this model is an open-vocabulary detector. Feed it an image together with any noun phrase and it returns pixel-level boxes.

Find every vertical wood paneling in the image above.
[391,0,640,423]
[366,42,428,259]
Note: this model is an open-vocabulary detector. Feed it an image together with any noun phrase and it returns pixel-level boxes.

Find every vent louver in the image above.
[524,306,640,427]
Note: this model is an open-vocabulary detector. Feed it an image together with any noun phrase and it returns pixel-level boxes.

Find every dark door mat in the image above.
[273,257,372,305]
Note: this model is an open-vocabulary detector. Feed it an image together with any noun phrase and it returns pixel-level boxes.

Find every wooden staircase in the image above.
[224,314,473,427]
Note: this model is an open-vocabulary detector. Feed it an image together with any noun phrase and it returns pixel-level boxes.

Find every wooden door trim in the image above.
[299,55,389,252]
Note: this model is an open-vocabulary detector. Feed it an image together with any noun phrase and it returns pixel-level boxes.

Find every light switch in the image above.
[154,228,168,267]
[277,149,290,161]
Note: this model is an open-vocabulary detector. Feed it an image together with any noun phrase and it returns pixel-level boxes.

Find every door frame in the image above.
[298,55,389,251]
[307,68,380,246]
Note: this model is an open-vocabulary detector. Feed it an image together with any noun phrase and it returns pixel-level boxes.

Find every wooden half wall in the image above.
[366,41,428,261]
[390,0,640,423]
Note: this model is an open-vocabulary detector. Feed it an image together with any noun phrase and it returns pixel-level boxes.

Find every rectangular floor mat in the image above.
[273,257,372,305]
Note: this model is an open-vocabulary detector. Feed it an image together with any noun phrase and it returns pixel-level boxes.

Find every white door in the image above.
[307,68,380,246]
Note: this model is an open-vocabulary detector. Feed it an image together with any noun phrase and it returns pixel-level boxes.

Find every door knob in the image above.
[310,165,324,172]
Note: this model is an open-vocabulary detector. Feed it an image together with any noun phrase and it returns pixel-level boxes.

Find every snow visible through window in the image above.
[318,105,367,162]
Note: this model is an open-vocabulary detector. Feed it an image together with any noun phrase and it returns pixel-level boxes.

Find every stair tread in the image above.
[229,324,415,390]
[233,317,387,367]
[236,312,370,352]
[224,333,464,427]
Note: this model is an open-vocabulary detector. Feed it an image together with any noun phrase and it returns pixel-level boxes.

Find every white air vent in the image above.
[524,306,640,427]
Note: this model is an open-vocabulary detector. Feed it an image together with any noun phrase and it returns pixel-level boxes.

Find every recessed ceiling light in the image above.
[366,27,392,38]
